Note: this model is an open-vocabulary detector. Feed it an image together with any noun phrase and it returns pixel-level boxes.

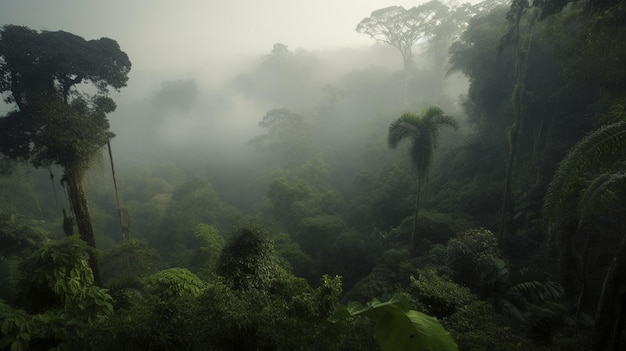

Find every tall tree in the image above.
[0,25,131,285]
[387,106,457,255]
[356,1,449,102]
[356,2,450,74]
[497,1,539,247]
[357,0,503,104]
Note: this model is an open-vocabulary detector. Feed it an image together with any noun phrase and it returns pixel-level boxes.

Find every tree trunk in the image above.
[107,141,127,240]
[401,50,412,107]
[575,226,591,333]
[64,165,102,286]
[594,231,626,351]
[403,57,410,107]
[411,176,422,257]
[498,10,535,249]
[499,121,520,247]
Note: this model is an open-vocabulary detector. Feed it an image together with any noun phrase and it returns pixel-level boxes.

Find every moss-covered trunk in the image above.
[498,9,536,249]
[65,165,102,286]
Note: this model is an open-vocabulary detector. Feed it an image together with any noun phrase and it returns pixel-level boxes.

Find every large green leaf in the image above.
[345,295,458,351]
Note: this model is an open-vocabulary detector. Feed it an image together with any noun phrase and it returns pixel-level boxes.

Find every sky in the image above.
[0,0,431,71]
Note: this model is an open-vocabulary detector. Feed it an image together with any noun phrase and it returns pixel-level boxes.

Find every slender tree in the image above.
[0,25,131,285]
[388,107,458,255]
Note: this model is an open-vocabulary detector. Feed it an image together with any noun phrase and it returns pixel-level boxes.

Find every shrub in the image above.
[445,301,531,351]
[447,228,503,296]
[217,224,282,291]
[409,268,475,318]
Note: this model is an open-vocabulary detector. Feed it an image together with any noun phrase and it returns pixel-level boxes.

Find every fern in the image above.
[509,268,564,303]
[578,172,626,220]
[511,280,564,304]
[543,120,626,240]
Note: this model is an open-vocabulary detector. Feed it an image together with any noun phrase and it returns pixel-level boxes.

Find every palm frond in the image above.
[511,280,564,304]
[388,108,457,179]
[421,106,445,119]
[508,268,564,304]
[421,107,459,145]
[543,121,626,228]
[578,172,626,221]
[388,112,420,149]
[421,106,457,127]
[432,114,459,131]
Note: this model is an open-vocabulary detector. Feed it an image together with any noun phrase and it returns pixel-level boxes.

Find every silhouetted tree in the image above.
[357,2,449,102]
[357,0,503,103]
[356,2,449,76]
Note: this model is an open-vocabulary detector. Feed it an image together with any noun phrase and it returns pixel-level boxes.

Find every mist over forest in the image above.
[1,0,626,350]
[103,40,468,211]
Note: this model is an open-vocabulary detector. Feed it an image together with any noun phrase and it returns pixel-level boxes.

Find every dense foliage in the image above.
[2,0,626,349]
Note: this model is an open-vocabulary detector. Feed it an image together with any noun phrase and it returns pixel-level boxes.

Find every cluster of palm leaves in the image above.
[543,115,626,346]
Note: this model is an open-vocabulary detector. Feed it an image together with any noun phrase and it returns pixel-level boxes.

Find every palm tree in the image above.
[388,106,458,256]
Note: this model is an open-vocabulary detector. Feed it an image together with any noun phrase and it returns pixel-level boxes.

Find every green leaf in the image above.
[405,311,458,351]
[346,295,458,351]
[0,318,12,335]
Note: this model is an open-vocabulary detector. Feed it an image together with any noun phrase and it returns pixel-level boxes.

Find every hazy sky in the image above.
[0,0,431,71]
[0,0,475,155]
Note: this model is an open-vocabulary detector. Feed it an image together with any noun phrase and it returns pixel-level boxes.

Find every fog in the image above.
[0,0,436,69]
[0,0,471,210]
[3,1,626,347]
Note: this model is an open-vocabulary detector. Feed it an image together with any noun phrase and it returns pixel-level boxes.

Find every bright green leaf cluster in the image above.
[143,267,206,299]
[335,294,458,351]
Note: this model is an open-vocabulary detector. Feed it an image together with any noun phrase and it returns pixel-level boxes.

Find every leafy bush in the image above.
[270,231,314,277]
[0,210,48,256]
[344,265,406,304]
[297,215,345,257]
[413,244,448,268]
[216,224,283,291]
[1,236,114,350]
[100,238,161,283]
[327,230,375,289]
[143,267,206,299]
[445,301,531,351]
[188,224,225,278]
[447,228,503,296]
[409,269,476,318]
[416,211,473,246]
[192,275,358,351]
